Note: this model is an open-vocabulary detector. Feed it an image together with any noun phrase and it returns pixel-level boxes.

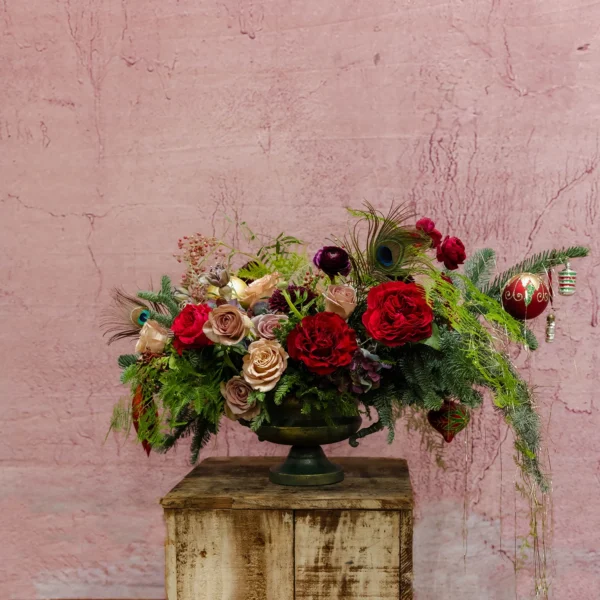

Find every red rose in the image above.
[287,312,358,375]
[172,303,213,355]
[436,236,466,270]
[416,217,442,248]
[362,281,433,347]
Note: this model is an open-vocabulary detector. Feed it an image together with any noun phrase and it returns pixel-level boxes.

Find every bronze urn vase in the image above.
[255,395,361,486]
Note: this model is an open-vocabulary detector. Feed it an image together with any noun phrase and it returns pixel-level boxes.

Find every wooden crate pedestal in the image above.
[161,457,413,600]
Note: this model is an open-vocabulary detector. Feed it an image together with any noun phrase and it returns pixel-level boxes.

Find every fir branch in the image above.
[148,310,174,328]
[190,418,218,463]
[464,248,496,290]
[138,276,180,318]
[484,246,589,299]
[118,354,138,369]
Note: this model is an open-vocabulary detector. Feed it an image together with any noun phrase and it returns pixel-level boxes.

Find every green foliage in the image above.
[117,354,138,369]
[237,229,310,282]
[273,373,302,404]
[189,418,219,463]
[250,404,270,431]
[464,248,496,290]
[484,246,589,300]
[137,276,180,325]
[159,351,223,424]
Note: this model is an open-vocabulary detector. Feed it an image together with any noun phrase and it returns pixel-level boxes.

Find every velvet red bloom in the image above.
[362,281,434,347]
[287,312,358,375]
[416,217,442,248]
[436,236,466,270]
[171,303,213,355]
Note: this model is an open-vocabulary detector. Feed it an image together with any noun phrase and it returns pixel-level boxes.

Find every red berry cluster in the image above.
[174,233,226,301]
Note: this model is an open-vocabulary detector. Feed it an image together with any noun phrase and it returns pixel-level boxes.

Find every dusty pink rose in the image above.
[251,313,289,340]
[135,320,169,354]
[323,285,357,320]
[238,272,281,308]
[242,339,288,392]
[202,304,253,345]
[220,376,260,421]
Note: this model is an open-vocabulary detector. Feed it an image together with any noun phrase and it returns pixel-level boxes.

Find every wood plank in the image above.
[164,509,178,600]
[294,510,400,599]
[160,457,412,510]
[169,509,294,600]
[399,510,414,600]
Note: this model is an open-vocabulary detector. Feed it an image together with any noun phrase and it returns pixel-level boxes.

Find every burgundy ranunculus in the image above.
[313,246,352,278]
[362,281,434,347]
[416,217,443,249]
[287,312,358,375]
[171,303,213,355]
[436,236,466,271]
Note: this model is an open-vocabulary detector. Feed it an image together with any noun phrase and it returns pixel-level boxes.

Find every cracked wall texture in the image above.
[1,1,599,599]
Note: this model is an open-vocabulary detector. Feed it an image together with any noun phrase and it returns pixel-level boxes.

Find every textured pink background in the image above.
[1,1,599,598]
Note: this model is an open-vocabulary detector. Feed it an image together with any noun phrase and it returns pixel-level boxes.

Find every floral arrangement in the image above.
[103,204,588,492]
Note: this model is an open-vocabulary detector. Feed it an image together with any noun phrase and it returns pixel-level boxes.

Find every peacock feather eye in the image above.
[130,307,151,327]
[375,241,404,271]
[376,245,394,268]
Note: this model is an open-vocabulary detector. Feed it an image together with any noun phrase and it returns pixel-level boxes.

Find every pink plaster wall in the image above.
[1,1,599,598]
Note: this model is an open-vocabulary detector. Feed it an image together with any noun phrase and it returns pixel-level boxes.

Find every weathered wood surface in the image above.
[160,457,413,510]
[399,510,414,600]
[294,510,400,599]
[164,508,294,600]
[163,458,413,600]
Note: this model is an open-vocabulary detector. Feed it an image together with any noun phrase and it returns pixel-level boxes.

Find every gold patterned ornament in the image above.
[545,313,556,343]
[558,263,577,296]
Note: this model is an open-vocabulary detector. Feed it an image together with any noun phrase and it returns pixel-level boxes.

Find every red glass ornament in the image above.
[427,400,470,443]
[501,273,550,320]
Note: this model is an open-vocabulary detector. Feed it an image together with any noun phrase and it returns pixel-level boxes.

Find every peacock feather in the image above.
[101,288,168,345]
[346,202,429,285]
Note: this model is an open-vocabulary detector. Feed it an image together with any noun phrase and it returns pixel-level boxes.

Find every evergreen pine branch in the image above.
[138,276,180,318]
[464,248,496,290]
[148,310,174,328]
[190,418,218,463]
[118,354,138,369]
[523,327,539,351]
[484,246,589,299]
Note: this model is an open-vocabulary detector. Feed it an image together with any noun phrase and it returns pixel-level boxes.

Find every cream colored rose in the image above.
[242,339,288,392]
[203,305,253,345]
[251,313,288,340]
[324,284,357,320]
[220,376,260,421]
[135,320,169,354]
[238,272,281,308]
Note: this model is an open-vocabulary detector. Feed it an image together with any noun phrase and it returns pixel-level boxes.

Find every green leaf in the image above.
[421,323,441,351]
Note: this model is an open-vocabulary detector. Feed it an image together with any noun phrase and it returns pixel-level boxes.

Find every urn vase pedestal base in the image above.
[161,457,414,600]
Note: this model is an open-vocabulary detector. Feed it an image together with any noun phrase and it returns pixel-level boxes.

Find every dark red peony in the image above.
[287,312,358,375]
[362,281,434,347]
[436,236,466,271]
[172,303,213,355]
[416,217,443,249]
[313,246,352,278]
